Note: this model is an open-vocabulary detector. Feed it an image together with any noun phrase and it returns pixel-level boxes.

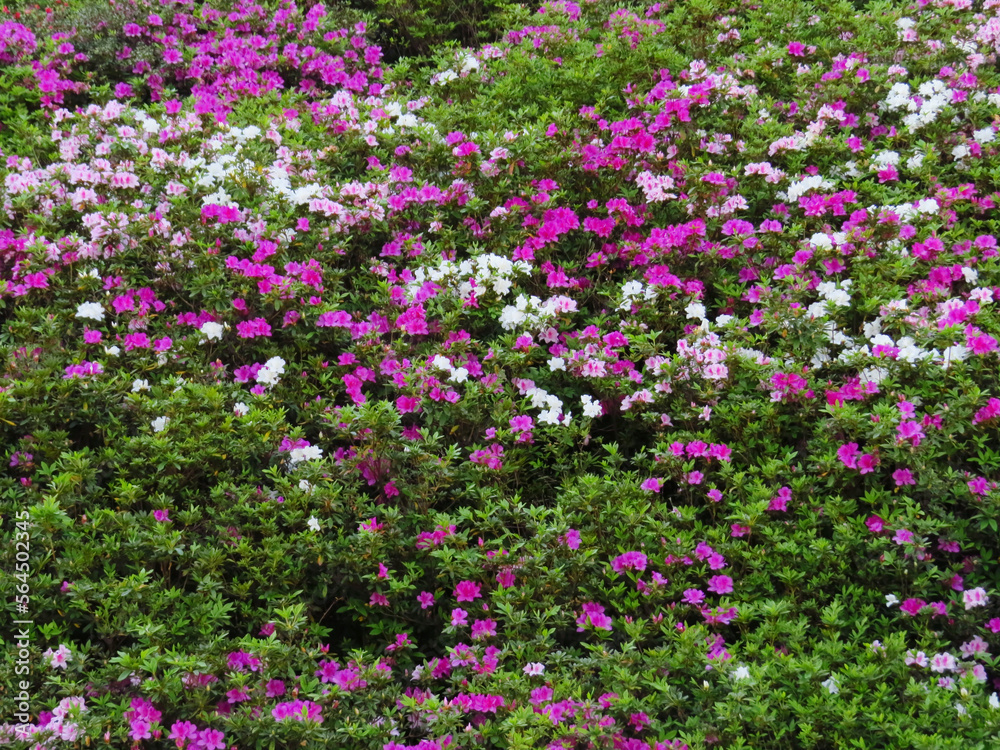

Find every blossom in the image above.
[523,662,545,676]
[611,551,647,574]
[200,321,224,340]
[75,302,105,321]
[169,721,198,744]
[641,477,663,492]
[129,720,152,741]
[417,591,435,609]
[930,652,957,673]
[471,618,497,639]
[836,442,859,469]
[707,575,734,594]
[151,416,169,433]
[857,453,879,474]
[576,602,613,631]
[43,644,72,669]
[682,588,706,605]
[454,580,482,602]
[963,587,989,609]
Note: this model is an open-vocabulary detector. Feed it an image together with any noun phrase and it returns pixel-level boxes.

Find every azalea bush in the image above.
[3,0,1000,747]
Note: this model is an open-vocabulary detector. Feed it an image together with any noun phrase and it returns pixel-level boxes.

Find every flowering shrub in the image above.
[3,0,1000,747]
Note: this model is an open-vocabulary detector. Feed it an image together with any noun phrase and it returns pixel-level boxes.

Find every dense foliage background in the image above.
[3,0,1000,747]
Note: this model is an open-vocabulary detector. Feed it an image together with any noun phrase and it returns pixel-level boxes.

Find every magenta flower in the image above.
[417,591,435,609]
[892,468,915,486]
[576,602,613,631]
[168,721,198,743]
[866,515,885,533]
[611,551,647,574]
[315,660,339,682]
[768,486,791,512]
[641,477,664,492]
[129,721,151,741]
[563,529,581,549]
[837,442,859,469]
[450,608,468,627]
[893,528,913,545]
[471,618,497,640]
[153,509,170,522]
[454,580,482,602]
[682,588,706,606]
[707,575,734,595]
[857,453,879,474]
[968,477,989,495]
[687,470,704,485]
[900,598,926,616]
[265,679,286,698]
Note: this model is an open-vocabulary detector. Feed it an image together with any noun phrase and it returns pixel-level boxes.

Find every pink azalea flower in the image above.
[682,588,706,606]
[857,453,879,474]
[454,580,482,602]
[837,442,859,469]
[611,551,647,574]
[576,602,613,631]
[707,575,734,594]
[471,618,497,640]
[963,587,989,609]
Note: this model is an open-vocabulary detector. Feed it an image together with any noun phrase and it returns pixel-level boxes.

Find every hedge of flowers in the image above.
[3,0,1000,747]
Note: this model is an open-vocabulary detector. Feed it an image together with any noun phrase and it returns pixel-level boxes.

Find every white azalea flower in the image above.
[76,302,105,321]
[200,321,224,341]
